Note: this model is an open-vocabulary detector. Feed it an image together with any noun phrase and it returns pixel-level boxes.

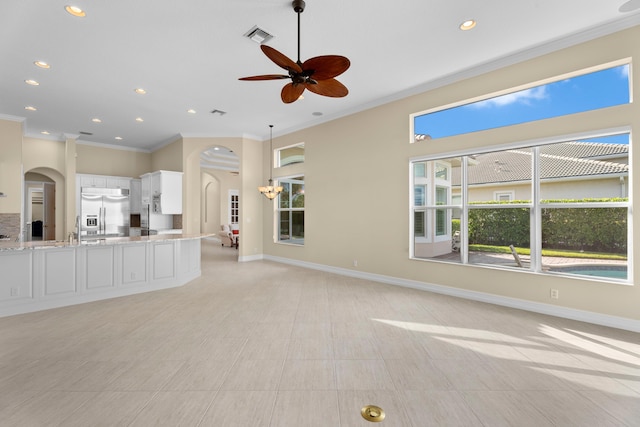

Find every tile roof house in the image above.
[450,141,629,201]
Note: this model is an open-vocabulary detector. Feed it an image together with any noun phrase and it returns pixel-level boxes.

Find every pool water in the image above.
[551,265,627,279]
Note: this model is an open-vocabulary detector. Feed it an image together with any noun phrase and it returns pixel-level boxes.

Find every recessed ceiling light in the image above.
[135,117,144,122]
[25,79,39,86]
[41,131,50,135]
[92,118,102,123]
[213,147,220,151]
[115,136,123,140]
[34,61,50,69]
[187,109,196,114]
[460,19,476,30]
[25,106,37,111]
[134,88,146,95]
[65,5,86,17]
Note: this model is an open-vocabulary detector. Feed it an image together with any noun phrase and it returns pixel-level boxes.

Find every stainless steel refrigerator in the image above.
[80,187,130,239]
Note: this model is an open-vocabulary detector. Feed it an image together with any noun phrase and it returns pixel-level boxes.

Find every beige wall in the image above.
[262,25,640,322]
[76,143,152,177]
[151,139,183,172]
[0,118,23,214]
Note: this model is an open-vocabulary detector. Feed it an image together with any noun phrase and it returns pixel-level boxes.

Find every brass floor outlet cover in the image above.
[361,405,385,422]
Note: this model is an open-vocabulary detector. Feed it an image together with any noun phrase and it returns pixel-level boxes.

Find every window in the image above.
[414,186,426,206]
[494,191,514,202]
[277,143,305,167]
[410,133,630,282]
[278,176,304,244]
[229,190,239,224]
[411,159,458,257]
[435,186,448,236]
[411,62,630,141]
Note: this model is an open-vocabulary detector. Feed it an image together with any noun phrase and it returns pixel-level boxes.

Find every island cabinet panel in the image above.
[43,249,76,295]
[85,246,115,290]
[0,251,32,301]
[122,244,147,285]
[153,242,175,280]
[179,238,200,276]
[0,235,204,317]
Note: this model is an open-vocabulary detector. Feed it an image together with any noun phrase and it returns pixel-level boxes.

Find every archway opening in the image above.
[199,145,240,244]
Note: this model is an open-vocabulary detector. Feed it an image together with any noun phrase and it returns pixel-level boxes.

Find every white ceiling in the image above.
[1,0,639,151]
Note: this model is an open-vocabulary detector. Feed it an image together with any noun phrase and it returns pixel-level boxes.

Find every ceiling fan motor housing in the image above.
[293,0,305,13]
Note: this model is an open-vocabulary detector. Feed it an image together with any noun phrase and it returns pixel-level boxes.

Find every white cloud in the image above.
[617,64,630,79]
[470,86,548,109]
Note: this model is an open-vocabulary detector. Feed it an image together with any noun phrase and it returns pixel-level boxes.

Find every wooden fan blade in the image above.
[302,55,350,80]
[238,74,290,81]
[281,83,305,104]
[305,78,348,98]
[261,45,303,73]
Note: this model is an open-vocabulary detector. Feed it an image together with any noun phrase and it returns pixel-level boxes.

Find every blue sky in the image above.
[414,64,630,145]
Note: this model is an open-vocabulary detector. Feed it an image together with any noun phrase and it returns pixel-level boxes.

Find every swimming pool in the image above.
[550,264,627,279]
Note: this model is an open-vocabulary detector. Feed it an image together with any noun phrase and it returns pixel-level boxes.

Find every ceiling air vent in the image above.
[79,131,93,135]
[210,109,227,116]
[243,25,273,44]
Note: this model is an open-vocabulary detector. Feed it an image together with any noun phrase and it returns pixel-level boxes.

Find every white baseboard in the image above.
[239,254,263,263]
[264,255,640,333]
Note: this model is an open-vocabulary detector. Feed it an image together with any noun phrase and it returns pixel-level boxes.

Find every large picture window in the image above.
[278,176,305,244]
[410,134,630,282]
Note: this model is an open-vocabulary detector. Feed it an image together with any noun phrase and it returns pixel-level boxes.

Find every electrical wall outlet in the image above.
[550,289,559,299]
[10,287,19,296]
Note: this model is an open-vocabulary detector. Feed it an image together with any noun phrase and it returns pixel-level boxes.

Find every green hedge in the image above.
[463,198,627,253]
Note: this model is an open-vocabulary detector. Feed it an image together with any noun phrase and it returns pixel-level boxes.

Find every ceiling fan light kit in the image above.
[239,0,350,103]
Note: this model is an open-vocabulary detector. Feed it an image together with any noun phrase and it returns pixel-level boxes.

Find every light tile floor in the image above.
[0,240,639,426]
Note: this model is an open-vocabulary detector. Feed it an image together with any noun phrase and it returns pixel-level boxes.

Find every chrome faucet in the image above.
[76,215,81,244]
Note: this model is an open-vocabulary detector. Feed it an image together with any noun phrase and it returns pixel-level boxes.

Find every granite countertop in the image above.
[0,233,214,252]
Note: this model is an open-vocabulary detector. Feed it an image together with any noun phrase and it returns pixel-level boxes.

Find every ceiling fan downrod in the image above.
[293,0,305,64]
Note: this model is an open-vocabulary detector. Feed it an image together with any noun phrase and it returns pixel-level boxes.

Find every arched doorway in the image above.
[199,146,240,237]
[24,169,64,241]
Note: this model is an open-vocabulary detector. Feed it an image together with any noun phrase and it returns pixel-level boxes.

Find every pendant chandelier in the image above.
[258,125,283,200]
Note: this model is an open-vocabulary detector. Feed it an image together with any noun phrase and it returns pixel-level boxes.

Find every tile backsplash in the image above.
[0,213,20,238]
[173,214,182,230]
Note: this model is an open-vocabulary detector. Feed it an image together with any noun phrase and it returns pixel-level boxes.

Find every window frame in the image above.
[409,128,632,284]
[409,59,631,144]
[276,175,305,245]
[276,143,305,167]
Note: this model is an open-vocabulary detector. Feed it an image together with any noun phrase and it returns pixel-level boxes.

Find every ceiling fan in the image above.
[239,0,350,104]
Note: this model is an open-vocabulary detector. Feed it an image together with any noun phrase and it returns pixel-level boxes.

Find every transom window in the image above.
[411,62,630,141]
[277,143,305,167]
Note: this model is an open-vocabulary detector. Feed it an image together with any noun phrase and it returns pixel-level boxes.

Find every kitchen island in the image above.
[0,234,208,317]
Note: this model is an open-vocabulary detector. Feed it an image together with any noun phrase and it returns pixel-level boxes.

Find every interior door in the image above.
[43,182,56,240]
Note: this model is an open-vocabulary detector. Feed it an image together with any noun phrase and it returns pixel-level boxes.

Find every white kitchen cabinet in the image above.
[150,171,183,214]
[130,179,142,213]
[141,173,151,205]
[79,175,107,188]
[106,177,130,189]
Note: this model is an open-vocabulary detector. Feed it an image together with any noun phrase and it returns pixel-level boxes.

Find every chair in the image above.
[218,224,236,247]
